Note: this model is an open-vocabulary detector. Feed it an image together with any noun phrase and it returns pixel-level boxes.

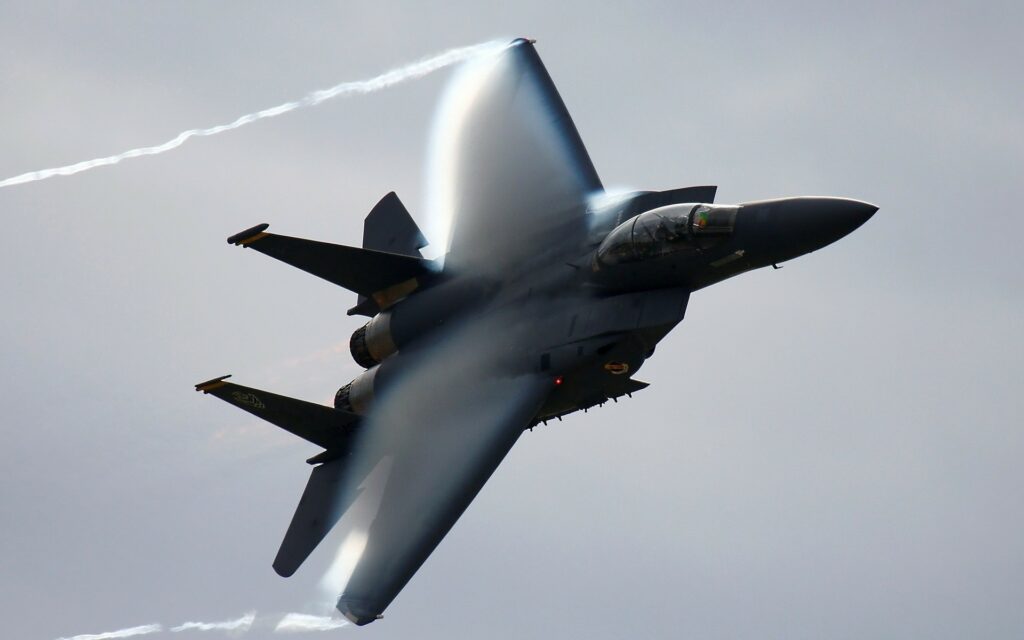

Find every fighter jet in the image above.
[196,38,876,624]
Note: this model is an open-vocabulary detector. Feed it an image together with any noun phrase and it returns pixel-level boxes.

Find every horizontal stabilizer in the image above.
[274,458,357,577]
[195,375,358,451]
[227,225,434,304]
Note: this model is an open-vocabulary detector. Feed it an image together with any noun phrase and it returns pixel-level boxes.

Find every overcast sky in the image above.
[2,2,1022,639]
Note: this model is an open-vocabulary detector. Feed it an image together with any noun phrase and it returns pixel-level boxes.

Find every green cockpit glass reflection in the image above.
[596,203,738,266]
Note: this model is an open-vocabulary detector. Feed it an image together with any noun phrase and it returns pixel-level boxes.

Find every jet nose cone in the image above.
[743,197,877,261]
[823,197,878,231]
[785,197,877,240]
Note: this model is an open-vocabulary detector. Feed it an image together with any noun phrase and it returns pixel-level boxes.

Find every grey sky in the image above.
[1,1,1021,638]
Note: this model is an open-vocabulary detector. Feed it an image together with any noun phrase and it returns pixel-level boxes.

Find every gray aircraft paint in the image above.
[199,40,875,624]
[4,4,1020,639]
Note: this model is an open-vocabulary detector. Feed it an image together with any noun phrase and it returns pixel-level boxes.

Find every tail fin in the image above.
[362,192,428,257]
[227,224,434,315]
[354,192,429,314]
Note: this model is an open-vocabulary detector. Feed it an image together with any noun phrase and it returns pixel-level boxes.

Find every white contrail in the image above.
[53,610,357,638]
[0,40,505,190]
[170,611,256,633]
[56,624,162,640]
[273,614,348,632]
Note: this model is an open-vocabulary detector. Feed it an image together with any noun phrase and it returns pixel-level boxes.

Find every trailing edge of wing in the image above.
[227,225,434,304]
[195,375,358,452]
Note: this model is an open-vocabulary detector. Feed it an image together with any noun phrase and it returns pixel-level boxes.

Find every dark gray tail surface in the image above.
[196,376,363,576]
[227,225,432,302]
[195,376,358,452]
[362,192,428,257]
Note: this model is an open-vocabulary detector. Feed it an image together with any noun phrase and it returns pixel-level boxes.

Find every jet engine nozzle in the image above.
[350,312,398,369]
[739,197,877,263]
[335,365,381,415]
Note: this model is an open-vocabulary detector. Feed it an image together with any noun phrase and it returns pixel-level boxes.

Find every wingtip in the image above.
[336,599,382,626]
[227,223,270,246]
[272,559,297,578]
[195,374,232,393]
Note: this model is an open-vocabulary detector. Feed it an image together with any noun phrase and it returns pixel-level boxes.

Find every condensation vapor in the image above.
[169,611,256,632]
[274,614,348,632]
[423,44,506,258]
[56,624,162,640]
[52,611,354,639]
[0,40,506,190]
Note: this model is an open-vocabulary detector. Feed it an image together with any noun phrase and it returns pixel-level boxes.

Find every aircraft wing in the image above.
[326,327,550,624]
[443,39,602,272]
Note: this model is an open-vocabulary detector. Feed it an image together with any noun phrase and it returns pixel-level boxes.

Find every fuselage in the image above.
[337,190,877,425]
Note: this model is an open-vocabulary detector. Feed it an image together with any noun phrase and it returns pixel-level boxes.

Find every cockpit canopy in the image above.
[595,203,738,267]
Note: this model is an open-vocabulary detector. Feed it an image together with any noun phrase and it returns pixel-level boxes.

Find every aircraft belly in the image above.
[529,287,689,422]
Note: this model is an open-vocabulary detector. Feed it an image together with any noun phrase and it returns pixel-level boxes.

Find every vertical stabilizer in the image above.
[355,192,429,314]
[363,192,428,257]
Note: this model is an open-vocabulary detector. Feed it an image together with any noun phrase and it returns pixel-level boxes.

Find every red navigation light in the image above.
[554,375,564,386]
